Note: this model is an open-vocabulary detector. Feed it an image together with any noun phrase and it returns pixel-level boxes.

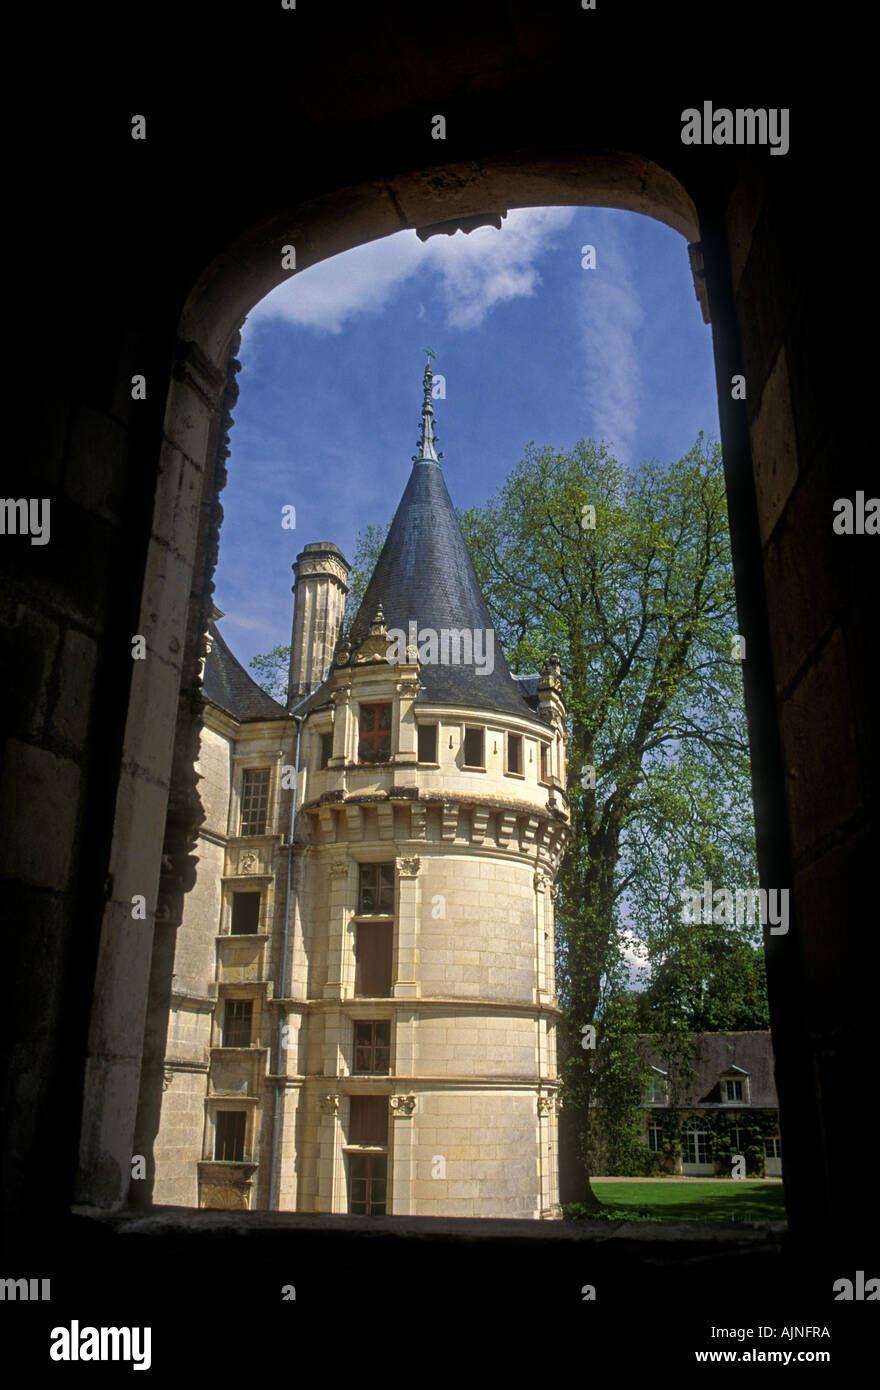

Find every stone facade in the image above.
[153,372,571,1218]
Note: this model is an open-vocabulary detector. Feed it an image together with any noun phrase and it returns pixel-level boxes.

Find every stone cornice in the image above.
[302,786,569,824]
[268,996,563,1018]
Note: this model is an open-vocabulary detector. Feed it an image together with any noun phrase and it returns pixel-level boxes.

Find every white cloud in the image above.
[244,206,576,336]
[427,206,576,328]
[577,218,644,465]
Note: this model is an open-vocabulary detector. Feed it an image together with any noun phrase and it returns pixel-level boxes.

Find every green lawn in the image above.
[565,1181,786,1224]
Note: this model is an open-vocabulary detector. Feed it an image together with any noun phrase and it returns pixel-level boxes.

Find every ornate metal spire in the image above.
[413,358,443,464]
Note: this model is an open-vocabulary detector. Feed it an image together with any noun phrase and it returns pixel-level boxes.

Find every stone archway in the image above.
[76,149,706,1215]
[72,137,862,1257]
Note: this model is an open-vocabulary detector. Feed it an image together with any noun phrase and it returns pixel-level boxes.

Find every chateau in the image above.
[153,363,571,1217]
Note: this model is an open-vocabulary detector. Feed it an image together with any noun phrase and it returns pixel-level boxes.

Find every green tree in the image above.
[459,435,757,1206]
[637,938,769,1033]
[248,643,292,703]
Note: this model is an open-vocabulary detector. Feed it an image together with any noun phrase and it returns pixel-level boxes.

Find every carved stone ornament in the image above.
[390,1094,417,1116]
[162,1068,173,1092]
[329,858,349,877]
[319,1094,340,1115]
[533,869,549,891]
[537,1095,555,1118]
[549,883,559,901]
[239,851,257,875]
[398,856,421,877]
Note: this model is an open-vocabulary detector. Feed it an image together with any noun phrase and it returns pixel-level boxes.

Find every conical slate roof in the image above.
[295,363,536,720]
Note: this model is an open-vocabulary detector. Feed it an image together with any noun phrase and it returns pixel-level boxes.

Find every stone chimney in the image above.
[287,542,350,708]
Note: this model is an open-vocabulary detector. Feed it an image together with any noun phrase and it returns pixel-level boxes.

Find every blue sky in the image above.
[217,205,719,670]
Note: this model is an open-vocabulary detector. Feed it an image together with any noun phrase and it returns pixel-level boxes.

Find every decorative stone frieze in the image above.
[390,1094,416,1116]
[398,856,421,877]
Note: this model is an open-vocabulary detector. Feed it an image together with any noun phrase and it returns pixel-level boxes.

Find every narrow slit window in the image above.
[417,723,438,764]
[539,743,550,784]
[463,726,484,768]
[319,731,334,768]
[507,732,522,775]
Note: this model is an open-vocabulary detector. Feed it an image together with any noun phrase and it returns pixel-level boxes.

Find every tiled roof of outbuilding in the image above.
[640,1032,778,1107]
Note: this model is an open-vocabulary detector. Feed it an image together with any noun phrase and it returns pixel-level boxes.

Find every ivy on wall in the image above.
[640,1107,779,1177]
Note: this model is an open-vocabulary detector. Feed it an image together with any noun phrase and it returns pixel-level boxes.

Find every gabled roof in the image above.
[202,622,287,723]
[638,1032,778,1108]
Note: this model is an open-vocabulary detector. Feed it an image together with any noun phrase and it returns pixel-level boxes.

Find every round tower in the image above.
[279,362,571,1218]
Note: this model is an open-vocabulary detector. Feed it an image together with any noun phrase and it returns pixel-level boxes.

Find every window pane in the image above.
[378,864,395,910]
[223,999,253,1047]
[359,863,394,913]
[240,768,270,835]
[358,703,392,763]
[320,732,333,768]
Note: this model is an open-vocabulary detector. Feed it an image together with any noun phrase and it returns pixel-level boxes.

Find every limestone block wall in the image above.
[152,1066,207,1207]
[417,852,537,1003]
[414,1010,542,1078]
[410,1091,544,1217]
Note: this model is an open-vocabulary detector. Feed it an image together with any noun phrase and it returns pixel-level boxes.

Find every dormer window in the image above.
[643,1074,668,1105]
[723,1078,744,1103]
[358,703,392,764]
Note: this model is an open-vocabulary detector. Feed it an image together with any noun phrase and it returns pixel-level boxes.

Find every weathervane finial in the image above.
[413,354,441,465]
